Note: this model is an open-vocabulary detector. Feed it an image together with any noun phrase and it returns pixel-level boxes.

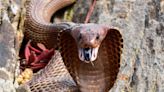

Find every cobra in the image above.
[21,0,123,92]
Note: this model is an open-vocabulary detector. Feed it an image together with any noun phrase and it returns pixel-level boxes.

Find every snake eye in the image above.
[78,34,82,41]
[96,34,99,40]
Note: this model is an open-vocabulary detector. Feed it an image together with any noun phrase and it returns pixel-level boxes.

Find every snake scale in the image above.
[21,0,123,92]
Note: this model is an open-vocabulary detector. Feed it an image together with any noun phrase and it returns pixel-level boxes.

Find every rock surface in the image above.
[0,0,22,91]
[0,21,17,92]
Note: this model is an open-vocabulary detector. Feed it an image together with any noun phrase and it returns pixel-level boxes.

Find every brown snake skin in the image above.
[24,0,75,48]
[21,0,124,92]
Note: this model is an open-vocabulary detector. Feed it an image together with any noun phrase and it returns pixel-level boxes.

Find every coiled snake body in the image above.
[22,0,123,92]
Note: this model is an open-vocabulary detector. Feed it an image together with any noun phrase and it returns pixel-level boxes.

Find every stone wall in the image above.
[0,0,23,91]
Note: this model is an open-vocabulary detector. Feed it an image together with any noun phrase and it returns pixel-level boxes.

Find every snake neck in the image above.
[75,59,109,92]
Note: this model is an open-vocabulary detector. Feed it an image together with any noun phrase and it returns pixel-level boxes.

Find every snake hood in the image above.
[59,23,123,91]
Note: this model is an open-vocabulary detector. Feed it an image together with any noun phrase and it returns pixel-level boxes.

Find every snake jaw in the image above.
[78,46,99,63]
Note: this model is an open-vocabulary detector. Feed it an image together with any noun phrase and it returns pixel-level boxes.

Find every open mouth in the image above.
[78,47,99,63]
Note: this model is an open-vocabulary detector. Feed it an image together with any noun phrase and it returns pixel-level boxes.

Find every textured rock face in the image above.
[0,21,17,92]
[0,0,21,91]
[73,0,164,91]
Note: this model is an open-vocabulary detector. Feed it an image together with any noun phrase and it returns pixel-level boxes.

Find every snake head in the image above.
[71,24,108,63]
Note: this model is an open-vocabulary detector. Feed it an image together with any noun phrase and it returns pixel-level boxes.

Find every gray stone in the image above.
[0,20,17,92]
